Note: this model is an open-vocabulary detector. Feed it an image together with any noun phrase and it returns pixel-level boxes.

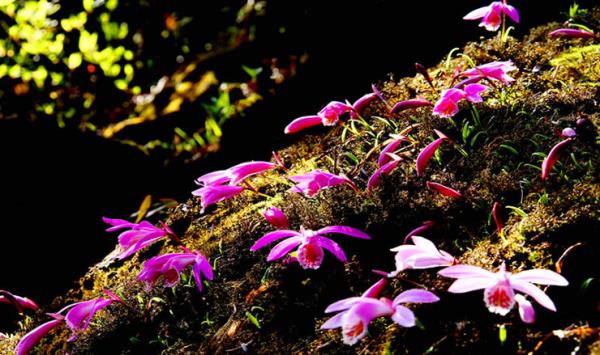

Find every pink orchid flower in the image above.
[426,181,463,199]
[16,316,63,355]
[389,236,456,276]
[0,290,39,312]
[138,250,214,292]
[195,161,277,187]
[63,293,122,341]
[321,281,439,345]
[390,98,432,114]
[263,207,289,229]
[15,291,123,353]
[103,217,172,259]
[463,1,519,32]
[416,130,449,176]
[438,263,568,323]
[461,61,517,85]
[549,28,594,39]
[284,101,353,134]
[250,225,371,269]
[192,185,246,212]
[432,84,488,118]
[289,170,357,197]
[541,139,573,181]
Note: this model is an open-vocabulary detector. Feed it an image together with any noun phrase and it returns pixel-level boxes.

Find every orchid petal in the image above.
[511,280,557,311]
[362,279,387,298]
[463,5,489,20]
[511,269,568,286]
[367,159,401,192]
[16,319,63,355]
[352,93,377,114]
[502,4,520,23]
[325,297,363,313]
[403,221,435,244]
[549,28,594,39]
[266,237,304,261]
[316,225,371,240]
[391,305,416,327]
[320,311,346,329]
[447,277,499,293]
[393,289,439,306]
[250,230,302,251]
[515,294,535,323]
[228,161,277,185]
[315,236,347,262]
[439,265,497,279]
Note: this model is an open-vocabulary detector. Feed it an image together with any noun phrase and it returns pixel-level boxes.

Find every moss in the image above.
[2,8,600,355]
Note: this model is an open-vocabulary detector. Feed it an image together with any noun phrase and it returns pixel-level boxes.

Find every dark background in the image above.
[0,0,587,329]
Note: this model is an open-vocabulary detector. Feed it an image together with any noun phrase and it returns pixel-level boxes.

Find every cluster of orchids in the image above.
[12,1,593,353]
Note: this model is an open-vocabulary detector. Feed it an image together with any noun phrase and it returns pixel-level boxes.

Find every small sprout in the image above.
[138,250,214,292]
[321,279,439,346]
[498,324,507,344]
[463,1,519,32]
[541,139,574,181]
[549,28,594,39]
[389,236,456,277]
[426,181,463,199]
[250,226,371,270]
[438,263,568,323]
[288,169,358,197]
[263,207,289,229]
[245,311,261,329]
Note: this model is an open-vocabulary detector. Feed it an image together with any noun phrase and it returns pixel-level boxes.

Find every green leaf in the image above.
[245,311,261,329]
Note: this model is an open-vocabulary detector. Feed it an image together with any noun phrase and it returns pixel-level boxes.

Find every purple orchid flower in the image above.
[0,290,39,312]
[389,236,456,276]
[263,207,289,229]
[192,185,246,212]
[138,250,214,292]
[250,225,371,269]
[390,98,432,114]
[195,161,277,187]
[103,217,172,259]
[541,139,573,181]
[463,1,519,32]
[426,181,463,199]
[289,170,357,197]
[432,84,488,118]
[416,130,449,176]
[438,263,568,323]
[16,316,63,355]
[367,157,402,192]
[461,61,518,85]
[63,293,122,341]
[15,291,123,353]
[402,220,435,244]
[284,101,353,134]
[549,28,594,39]
[321,281,439,345]
[350,93,378,119]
